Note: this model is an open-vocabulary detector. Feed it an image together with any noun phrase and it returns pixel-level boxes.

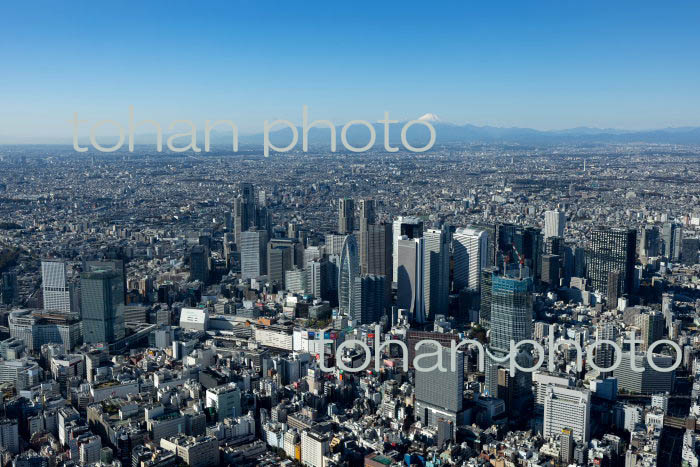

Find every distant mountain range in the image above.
[231,115,700,147]
[6,115,700,147]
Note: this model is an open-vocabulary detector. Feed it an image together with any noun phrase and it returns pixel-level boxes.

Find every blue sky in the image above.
[1,0,699,141]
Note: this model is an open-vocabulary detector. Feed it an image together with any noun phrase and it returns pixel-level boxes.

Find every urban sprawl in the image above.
[0,143,699,467]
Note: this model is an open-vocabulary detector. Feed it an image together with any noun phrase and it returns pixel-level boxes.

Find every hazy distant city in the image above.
[0,137,697,467]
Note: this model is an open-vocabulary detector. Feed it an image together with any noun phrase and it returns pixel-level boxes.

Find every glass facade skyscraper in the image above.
[338,234,359,315]
[80,270,125,344]
[489,274,533,353]
[485,273,534,403]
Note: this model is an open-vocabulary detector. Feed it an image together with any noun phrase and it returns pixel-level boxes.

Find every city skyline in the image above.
[1,1,699,466]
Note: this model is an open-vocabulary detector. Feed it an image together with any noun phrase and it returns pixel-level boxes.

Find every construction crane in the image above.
[508,244,525,279]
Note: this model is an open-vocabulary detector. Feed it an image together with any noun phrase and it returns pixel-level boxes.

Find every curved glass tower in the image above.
[338,235,359,315]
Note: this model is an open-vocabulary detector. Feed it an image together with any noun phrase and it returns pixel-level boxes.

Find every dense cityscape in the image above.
[0,142,697,467]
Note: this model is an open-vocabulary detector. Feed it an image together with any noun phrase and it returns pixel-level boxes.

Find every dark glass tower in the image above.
[352,274,386,324]
[585,228,637,295]
[338,198,355,234]
[189,245,210,284]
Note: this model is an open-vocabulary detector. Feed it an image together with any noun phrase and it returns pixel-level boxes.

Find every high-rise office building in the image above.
[541,254,561,288]
[326,254,340,305]
[489,274,533,353]
[662,222,682,261]
[496,223,519,256]
[560,428,574,464]
[358,199,375,230]
[233,182,261,245]
[574,247,586,278]
[84,259,127,303]
[267,239,296,288]
[594,322,619,376]
[338,235,359,316]
[479,267,498,329]
[396,236,425,323]
[423,229,450,320]
[362,222,393,306]
[392,216,424,283]
[614,352,674,394]
[517,227,543,279]
[306,259,328,300]
[681,238,699,265]
[240,230,268,280]
[285,268,307,294]
[240,182,255,204]
[41,260,72,313]
[80,270,125,344]
[303,245,322,267]
[301,430,329,467]
[470,223,497,268]
[234,198,252,246]
[636,311,664,351]
[497,225,542,279]
[639,226,660,260]
[189,245,210,284]
[532,371,575,416]
[585,228,637,296]
[543,235,564,256]
[324,233,347,256]
[544,210,566,239]
[485,274,533,402]
[543,386,591,443]
[352,274,385,324]
[338,198,355,234]
[205,383,242,421]
[453,227,488,292]
[1,272,18,305]
[606,270,620,309]
[415,343,464,425]
[562,245,575,284]
[360,223,392,276]
[287,222,299,240]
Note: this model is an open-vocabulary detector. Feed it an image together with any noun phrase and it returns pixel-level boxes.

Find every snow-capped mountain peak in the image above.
[417,113,441,122]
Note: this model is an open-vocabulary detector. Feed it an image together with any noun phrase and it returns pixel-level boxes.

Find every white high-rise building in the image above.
[324,233,347,256]
[301,430,329,467]
[544,210,566,239]
[306,259,325,299]
[423,229,450,320]
[240,230,267,280]
[392,216,424,284]
[453,227,488,291]
[396,236,425,324]
[205,383,242,421]
[543,385,591,443]
[42,260,72,313]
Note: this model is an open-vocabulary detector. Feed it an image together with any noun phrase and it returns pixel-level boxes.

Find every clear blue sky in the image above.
[1,0,699,141]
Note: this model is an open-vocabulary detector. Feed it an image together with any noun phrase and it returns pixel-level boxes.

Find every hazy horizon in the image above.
[1,0,700,143]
